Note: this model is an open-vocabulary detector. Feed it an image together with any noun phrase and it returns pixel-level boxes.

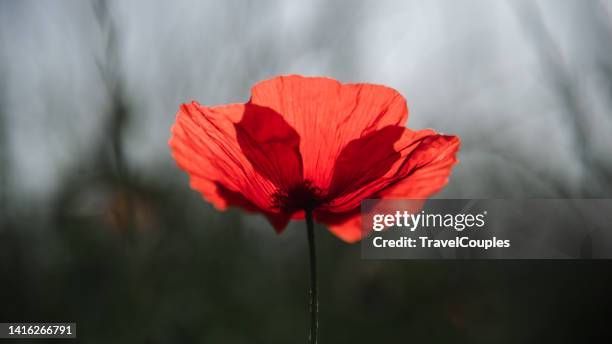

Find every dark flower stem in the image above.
[305,210,318,344]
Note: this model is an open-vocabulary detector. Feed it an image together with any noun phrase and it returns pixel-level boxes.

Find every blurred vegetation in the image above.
[2,191,612,343]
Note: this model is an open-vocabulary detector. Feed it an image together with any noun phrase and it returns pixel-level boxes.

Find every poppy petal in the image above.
[169,102,303,221]
[324,126,436,212]
[322,127,457,213]
[316,133,459,242]
[248,75,408,191]
[235,104,304,191]
[378,134,460,198]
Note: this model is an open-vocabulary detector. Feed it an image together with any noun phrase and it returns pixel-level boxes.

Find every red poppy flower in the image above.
[169,75,460,242]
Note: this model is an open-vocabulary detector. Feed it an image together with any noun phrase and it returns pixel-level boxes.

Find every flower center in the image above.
[272,180,326,213]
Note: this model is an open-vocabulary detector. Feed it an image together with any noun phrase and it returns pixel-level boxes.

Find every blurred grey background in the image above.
[1,0,612,343]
